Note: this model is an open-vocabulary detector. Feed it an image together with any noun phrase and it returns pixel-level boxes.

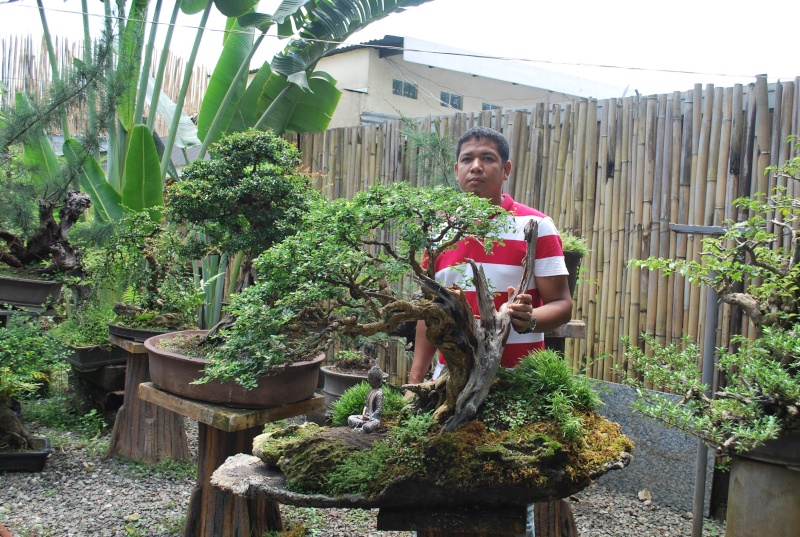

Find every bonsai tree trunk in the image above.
[406,221,539,431]
[0,191,92,274]
[0,402,34,450]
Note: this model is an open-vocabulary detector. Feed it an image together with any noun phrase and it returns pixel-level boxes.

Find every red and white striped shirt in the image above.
[432,194,568,367]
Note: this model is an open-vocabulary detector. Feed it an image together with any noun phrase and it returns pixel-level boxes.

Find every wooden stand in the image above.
[545,320,586,354]
[107,335,189,463]
[139,382,324,537]
[377,500,578,537]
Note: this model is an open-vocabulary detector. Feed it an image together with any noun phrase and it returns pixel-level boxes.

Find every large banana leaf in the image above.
[196,16,253,142]
[121,125,164,220]
[62,139,124,223]
[239,67,340,135]
[273,0,432,83]
[117,0,150,133]
[15,93,60,188]
[146,77,201,149]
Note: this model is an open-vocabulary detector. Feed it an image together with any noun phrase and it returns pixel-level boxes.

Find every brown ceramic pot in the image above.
[144,330,324,409]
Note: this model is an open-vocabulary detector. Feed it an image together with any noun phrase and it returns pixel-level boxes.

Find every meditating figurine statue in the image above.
[347,362,384,433]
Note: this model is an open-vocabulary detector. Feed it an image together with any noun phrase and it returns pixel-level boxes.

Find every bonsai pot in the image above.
[562,250,583,298]
[320,365,388,415]
[0,275,62,313]
[144,330,324,409]
[66,344,128,373]
[725,431,800,537]
[0,437,51,472]
[108,323,166,343]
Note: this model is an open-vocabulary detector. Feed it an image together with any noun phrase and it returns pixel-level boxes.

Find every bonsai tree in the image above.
[625,138,800,454]
[200,181,543,431]
[89,210,202,332]
[167,129,320,260]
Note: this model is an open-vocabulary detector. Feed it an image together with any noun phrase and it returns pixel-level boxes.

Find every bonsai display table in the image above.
[107,334,189,463]
[139,382,324,537]
[212,454,582,537]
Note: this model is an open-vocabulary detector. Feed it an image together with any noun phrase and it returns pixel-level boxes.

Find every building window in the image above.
[482,103,502,111]
[392,79,417,99]
[440,91,463,110]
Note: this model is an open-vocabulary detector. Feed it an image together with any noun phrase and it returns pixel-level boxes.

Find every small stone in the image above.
[123,513,140,522]
[644,500,652,506]
[683,511,693,520]
[638,489,652,501]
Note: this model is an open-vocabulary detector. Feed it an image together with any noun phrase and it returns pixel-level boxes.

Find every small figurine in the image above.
[347,362,384,433]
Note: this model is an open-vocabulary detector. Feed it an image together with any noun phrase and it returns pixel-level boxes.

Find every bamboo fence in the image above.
[287,76,800,387]
[1,35,209,138]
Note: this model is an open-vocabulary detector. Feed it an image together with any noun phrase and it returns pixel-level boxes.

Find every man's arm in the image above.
[409,320,436,384]
[529,274,573,333]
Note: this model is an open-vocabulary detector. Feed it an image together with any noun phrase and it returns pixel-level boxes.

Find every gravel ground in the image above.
[0,419,727,537]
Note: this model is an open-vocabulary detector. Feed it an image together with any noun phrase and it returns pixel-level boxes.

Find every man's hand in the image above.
[506,286,535,334]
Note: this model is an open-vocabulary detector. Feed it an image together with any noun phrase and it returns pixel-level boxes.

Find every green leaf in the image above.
[252,71,341,134]
[62,139,124,223]
[214,0,260,17]
[181,0,209,14]
[272,0,314,24]
[121,125,164,220]
[15,93,60,188]
[196,17,254,142]
[145,77,201,149]
[117,0,149,133]
[236,12,274,30]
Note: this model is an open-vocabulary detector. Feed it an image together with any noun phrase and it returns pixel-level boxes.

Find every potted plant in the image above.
[50,296,126,373]
[320,339,390,416]
[560,233,589,298]
[88,211,203,342]
[624,139,800,537]
[205,180,631,516]
[0,316,69,471]
[138,130,326,408]
[0,148,91,313]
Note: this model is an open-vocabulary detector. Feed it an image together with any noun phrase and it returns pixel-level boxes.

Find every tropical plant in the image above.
[623,137,800,454]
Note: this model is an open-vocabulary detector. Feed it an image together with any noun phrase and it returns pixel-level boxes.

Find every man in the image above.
[408,126,573,384]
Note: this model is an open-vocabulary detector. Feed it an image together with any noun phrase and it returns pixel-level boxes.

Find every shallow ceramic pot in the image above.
[0,437,51,472]
[66,344,128,373]
[108,323,167,343]
[144,330,324,409]
[0,275,62,313]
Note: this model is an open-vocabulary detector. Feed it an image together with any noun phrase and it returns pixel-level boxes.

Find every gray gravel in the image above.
[1,419,726,537]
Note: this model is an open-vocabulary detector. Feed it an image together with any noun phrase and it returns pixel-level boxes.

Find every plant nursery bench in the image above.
[139,381,324,537]
[107,334,189,463]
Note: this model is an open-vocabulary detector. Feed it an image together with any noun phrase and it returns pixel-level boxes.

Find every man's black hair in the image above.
[455,126,510,164]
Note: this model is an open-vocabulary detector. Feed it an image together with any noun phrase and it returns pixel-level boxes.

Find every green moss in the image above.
[281,436,356,493]
[253,422,322,467]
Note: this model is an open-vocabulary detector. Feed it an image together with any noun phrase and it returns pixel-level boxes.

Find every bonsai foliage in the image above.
[167,129,320,258]
[625,138,800,454]
[90,211,202,331]
[202,181,522,431]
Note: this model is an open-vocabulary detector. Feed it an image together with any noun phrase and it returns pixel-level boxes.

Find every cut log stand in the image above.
[139,382,324,537]
[107,334,189,463]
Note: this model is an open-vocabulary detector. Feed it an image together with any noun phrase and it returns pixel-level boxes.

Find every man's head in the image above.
[454,127,512,205]
[456,127,510,164]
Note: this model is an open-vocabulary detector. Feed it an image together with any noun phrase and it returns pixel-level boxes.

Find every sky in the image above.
[1,0,798,96]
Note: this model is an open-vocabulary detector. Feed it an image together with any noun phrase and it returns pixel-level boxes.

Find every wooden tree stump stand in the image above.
[139,382,324,537]
[377,500,578,537]
[107,335,189,463]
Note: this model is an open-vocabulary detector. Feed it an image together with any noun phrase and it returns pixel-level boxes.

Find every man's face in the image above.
[454,138,511,205]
